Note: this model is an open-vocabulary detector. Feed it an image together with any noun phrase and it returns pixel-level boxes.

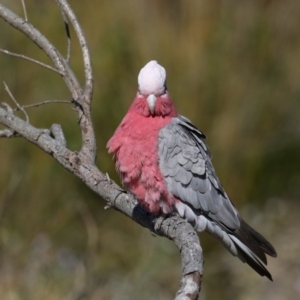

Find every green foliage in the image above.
[0,0,299,299]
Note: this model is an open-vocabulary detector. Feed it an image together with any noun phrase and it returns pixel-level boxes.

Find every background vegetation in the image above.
[0,0,299,299]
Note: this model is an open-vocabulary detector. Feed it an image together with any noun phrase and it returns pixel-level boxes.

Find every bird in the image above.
[107,60,277,280]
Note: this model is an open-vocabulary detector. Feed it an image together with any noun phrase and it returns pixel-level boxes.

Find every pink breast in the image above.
[107,112,176,214]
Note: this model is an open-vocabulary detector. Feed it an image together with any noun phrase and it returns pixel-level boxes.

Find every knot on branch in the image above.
[68,152,82,169]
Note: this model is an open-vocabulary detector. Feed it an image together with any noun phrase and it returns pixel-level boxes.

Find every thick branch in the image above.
[0,107,203,299]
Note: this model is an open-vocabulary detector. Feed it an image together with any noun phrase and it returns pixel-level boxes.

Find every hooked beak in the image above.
[147,94,157,115]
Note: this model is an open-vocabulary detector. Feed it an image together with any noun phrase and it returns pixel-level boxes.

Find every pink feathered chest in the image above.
[107,112,176,214]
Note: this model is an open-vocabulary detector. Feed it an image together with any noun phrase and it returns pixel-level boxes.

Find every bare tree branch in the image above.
[55,0,71,62]
[0,4,80,95]
[20,0,28,21]
[56,0,96,161]
[0,2,203,299]
[175,273,202,300]
[57,0,93,102]
[1,102,14,113]
[0,106,203,299]
[50,123,67,147]
[13,100,72,111]
[0,49,64,75]
[0,1,96,163]
[0,128,19,138]
[3,81,29,122]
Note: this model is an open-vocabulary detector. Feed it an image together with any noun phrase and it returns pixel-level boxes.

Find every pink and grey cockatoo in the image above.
[107,60,277,280]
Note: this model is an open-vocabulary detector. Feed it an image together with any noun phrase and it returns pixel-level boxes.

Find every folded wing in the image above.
[158,115,277,280]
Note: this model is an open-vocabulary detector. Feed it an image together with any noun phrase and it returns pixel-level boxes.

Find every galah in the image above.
[107,60,277,280]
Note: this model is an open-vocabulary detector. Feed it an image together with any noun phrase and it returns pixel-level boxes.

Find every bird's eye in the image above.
[156,87,167,97]
[137,89,145,97]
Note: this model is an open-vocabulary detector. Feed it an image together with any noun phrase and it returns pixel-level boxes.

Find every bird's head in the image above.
[129,60,177,117]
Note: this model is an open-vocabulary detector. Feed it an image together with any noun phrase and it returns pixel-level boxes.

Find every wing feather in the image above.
[158,116,240,229]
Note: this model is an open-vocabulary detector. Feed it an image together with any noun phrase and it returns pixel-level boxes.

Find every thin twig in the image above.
[0,4,82,99]
[3,81,29,123]
[55,0,96,163]
[1,102,14,113]
[0,49,63,75]
[13,100,72,111]
[58,1,93,102]
[55,0,71,62]
[20,0,28,21]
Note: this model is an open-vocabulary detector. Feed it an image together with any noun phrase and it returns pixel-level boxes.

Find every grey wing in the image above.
[158,116,240,230]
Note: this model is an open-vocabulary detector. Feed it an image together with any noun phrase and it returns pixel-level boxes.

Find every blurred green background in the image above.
[0,0,299,299]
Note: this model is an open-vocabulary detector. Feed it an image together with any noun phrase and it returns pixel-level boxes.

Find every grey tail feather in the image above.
[243,251,274,281]
[240,219,277,258]
[229,218,277,281]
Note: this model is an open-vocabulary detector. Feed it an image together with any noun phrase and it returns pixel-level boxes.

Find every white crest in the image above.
[138,60,166,95]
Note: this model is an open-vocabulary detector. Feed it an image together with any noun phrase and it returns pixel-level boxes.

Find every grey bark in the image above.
[0,1,203,299]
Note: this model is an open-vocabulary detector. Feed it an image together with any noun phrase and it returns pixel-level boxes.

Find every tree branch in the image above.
[3,81,29,122]
[20,0,28,21]
[55,0,71,62]
[57,0,93,103]
[0,104,203,299]
[13,100,72,111]
[0,49,64,74]
[0,128,20,138]
[55,0,96,161]
[0,2,203,299]
[0,1,96,163]
[0,4,79,93]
